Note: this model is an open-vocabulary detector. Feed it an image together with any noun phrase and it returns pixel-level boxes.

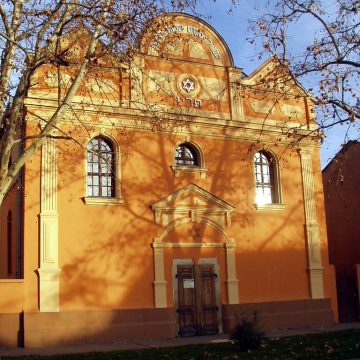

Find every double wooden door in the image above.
[176,264,219,337]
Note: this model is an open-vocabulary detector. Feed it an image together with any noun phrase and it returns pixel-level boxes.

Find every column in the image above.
[152,242,167,308]
[299,148,324,299]
[38,137,61,312]
[225,242,239,304]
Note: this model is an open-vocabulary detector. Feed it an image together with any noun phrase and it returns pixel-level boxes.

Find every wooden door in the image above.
[177,264,219,337]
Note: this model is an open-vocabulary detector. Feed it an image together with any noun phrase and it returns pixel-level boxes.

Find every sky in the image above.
[188,0,359,168]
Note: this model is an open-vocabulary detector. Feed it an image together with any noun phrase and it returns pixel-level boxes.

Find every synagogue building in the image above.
[0,13,337,347]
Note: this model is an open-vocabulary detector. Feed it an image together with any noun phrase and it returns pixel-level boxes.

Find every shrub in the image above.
[230,311,265,352]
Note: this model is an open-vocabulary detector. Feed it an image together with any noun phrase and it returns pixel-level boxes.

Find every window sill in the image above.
[0,279,24,283]
[83,197,124,205]
[254,203,285,211]
[172,165,207,178]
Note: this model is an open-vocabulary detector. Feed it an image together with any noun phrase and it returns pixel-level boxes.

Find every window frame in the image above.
[172,141,207,178]
[84,134,124,205]
[87,136,115,198]
[175,143,199,167]
[253,150,284,211]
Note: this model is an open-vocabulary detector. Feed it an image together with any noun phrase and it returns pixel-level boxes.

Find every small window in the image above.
[254,151,278,205]
[175,143,199,166]
[87,137,115,197]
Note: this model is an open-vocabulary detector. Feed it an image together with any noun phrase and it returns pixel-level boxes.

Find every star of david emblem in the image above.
[188,226,201,240]
[182,78,195,93]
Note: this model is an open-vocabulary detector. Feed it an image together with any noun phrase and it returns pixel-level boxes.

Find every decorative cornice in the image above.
[24,98,320,145]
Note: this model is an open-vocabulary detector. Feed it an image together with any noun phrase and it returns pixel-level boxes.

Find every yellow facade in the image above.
[0,13,337,348]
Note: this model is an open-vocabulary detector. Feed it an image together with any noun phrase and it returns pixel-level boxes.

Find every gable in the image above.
[242,57,314,125]
[152,184,235,229]
[244,57,309,97]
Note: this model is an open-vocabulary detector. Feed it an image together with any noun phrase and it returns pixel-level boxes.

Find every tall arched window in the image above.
[87,137,115,197]
[254,151,278,205]
[7,211,12,276]
[175,143,199,166]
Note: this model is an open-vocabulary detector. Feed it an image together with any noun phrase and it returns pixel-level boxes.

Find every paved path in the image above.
[0,322,359,358]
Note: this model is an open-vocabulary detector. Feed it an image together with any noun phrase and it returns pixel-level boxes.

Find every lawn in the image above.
[4,329,360,360]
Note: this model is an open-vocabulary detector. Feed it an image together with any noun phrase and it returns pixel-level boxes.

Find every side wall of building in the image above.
[323,142,360,322]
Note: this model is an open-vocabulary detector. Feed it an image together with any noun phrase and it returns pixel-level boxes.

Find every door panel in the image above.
[177,264,219,336]
[177,265,196,336]
[197,265,219,335]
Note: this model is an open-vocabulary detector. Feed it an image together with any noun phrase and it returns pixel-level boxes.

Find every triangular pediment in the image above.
[152,183,235,212]
[244,57,309,97]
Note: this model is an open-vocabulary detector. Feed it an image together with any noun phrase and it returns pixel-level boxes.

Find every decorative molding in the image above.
[254,203,285,211]
[83,197,124,205]
[153,242,225,248]
[171,165,207,178]
[38,138,61,312]
[152,185,239,310]
[152,183,235,230]
[281,104,305,118]
[299,149,324,299]
[250,100,275,115]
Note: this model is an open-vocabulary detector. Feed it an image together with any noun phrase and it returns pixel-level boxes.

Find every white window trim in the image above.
[253,149,284,211]
[84,132,124,205]
[172,140,207,178]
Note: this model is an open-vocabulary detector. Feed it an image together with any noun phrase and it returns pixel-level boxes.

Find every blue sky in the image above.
[189,0,358,168]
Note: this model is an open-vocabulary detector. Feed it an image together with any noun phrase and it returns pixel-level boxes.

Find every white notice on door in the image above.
[183,279,195,288]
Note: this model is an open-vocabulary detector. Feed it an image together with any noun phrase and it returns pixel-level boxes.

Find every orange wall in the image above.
[0,14,334,315]
[12,126,332,311]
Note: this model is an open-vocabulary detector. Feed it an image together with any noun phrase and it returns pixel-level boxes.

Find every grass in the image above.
[3,329,360,360]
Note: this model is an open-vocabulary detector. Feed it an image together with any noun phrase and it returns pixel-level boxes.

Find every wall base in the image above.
[0,299,335,348]
[24,308,176,348]
[0,313,23,348]
[222,298,334,333]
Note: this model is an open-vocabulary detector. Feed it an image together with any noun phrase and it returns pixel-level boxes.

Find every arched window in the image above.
[87,137,115,197]
[254,151,278,205]
[7,211,12,275]
[175,143,199,166]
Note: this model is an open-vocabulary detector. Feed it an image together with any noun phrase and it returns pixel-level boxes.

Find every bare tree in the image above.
[249,0,359,135]
[0,0,199,206]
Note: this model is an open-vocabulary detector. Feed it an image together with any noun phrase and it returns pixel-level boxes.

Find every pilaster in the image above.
[299,148,324,299]
[228,67,243,121]
[225,242,239,304]
[38,137,61,312]
[152,242,167,308]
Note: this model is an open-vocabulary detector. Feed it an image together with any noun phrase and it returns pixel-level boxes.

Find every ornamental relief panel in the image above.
[146,70,227,111]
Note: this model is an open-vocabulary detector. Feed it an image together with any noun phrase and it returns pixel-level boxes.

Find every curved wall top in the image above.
[139,13,234,67]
